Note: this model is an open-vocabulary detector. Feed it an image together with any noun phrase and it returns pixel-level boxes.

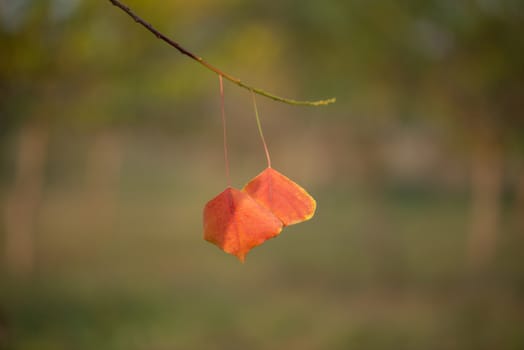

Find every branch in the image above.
[108,0,336,106]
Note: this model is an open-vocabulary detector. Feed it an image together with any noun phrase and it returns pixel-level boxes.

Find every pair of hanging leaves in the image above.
[204,167,316,262]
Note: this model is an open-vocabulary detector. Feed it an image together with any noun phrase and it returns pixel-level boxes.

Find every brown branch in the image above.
[108,0,336,106]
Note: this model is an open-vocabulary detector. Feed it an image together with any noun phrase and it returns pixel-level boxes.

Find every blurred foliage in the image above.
[1,0,524,349]
[2,1,523,136]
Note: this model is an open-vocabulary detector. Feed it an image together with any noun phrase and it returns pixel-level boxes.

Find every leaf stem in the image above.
[218,75,231,187]
[108,0,336,107]
[251,92,272,168]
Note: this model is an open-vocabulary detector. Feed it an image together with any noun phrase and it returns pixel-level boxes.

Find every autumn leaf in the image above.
[203,187,283,262]
[243,168,316,226]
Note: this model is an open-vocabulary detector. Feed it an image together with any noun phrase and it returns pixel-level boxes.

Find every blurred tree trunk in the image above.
[515,165,524,236]
[467,139,503,270]
[356,134,398,283]
[85,130,122,224]
[4,121,49,277]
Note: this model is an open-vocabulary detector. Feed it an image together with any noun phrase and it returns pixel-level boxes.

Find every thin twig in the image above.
[108,0,336,106]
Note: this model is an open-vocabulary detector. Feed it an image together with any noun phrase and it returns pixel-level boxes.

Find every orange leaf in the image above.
[243,168,316,226]
[203,187,283,262]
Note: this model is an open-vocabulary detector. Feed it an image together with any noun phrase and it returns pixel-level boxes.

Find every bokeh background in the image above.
[1,0,524,349]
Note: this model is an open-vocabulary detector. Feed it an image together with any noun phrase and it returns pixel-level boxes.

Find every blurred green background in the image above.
[1,0,524,349]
